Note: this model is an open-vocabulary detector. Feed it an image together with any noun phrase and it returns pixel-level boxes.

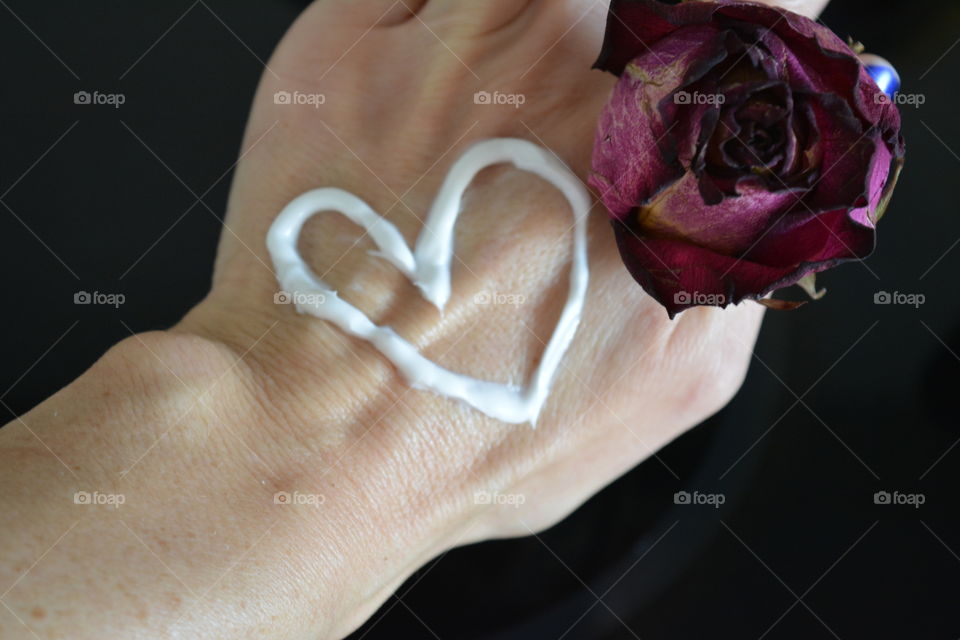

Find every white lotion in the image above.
[267,138,590,425]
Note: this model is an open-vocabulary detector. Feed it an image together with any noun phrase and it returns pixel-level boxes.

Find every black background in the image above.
[1,1,958,638]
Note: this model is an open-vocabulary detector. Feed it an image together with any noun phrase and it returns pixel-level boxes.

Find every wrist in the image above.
[95,326,461,638]
[0,326,458,638]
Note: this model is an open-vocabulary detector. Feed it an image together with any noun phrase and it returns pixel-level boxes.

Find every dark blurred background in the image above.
[1,1,957,638]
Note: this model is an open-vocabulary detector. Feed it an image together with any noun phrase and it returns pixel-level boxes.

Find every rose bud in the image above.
[589,0,905,318]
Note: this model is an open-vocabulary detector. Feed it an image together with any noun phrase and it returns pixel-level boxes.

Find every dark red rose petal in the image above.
[593,0,905,316]
[613,218,864,318]
[594,0,721,75]
[637,171,806,254]
[589,24,726,218]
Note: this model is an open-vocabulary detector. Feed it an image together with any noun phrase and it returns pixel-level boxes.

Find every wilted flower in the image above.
[590,0,905,317]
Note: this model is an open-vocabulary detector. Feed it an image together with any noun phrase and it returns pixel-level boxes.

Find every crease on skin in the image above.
[375,0,430,27]
[419,0,539,37]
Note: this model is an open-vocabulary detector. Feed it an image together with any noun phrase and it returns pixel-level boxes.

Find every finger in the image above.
[542,0,833,58]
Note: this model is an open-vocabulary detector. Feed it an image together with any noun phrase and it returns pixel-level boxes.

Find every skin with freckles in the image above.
[0,0,828,638]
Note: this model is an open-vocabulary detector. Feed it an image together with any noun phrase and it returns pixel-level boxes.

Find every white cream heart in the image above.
[266,138,590,425]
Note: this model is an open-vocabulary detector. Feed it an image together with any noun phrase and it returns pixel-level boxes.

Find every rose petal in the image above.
[638,172,806,254]
[792,91,874,214]
[721,5,861,96]
[854,66,905,154]
[593,0,905,316]
[747,207,875,268]
[589,25,726,218]
[613,220,855,318]
[614,221,822,317]
[594,0,722,76]
[851,136,893,227]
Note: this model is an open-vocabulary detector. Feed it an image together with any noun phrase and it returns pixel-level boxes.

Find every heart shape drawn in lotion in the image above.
[267,138,590,425]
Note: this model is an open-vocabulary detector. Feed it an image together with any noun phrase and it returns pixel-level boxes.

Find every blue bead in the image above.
[866,65,900,98]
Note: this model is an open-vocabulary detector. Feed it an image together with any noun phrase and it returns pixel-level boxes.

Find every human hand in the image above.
[185,0,767,549]
[2,1,836,638]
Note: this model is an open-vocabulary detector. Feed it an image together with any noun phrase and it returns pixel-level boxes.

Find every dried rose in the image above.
[589,0,905,317]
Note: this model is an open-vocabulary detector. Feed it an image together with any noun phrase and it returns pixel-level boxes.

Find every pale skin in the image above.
[0,0,827,638]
